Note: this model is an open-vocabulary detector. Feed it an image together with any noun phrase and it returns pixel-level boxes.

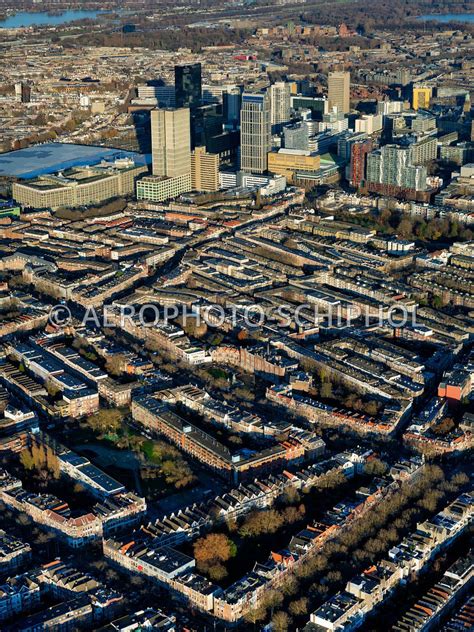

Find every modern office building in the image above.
[13,159,148,210]
[137,84,176,107]
[328,71,351,115]
[191,103,224,149]
[137,107,193,202]
[240,92,271,174]
[175,63,202,110]
[206,130,240,166]
[136,173,192,202]
[412,86,432,111]
[377,100,404,116]
[268,149,321,182]
[322,108,349,133]
[355,114,383,135]
[284,123,310,152]
[337,131,368,162]
[223,86,242,127]
[191,146,219,192]
[269,81,291,131]
[291,96,328,120]
[202,84,225,104]
[15,82,31,104]
[411,112,437,134]
[440,142,474,166]
[151,108,191,177]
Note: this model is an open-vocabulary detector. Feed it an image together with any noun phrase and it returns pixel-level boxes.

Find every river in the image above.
[0,10,108,28]
[417,13,474,24]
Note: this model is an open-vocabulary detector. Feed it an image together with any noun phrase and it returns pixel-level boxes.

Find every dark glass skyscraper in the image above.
[175,63,202,110]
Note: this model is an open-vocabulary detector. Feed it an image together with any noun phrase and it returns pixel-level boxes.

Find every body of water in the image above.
[0,10,106,28]
[418,13,474,23]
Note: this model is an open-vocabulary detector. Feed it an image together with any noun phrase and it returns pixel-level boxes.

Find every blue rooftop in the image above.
[0,143,151,179]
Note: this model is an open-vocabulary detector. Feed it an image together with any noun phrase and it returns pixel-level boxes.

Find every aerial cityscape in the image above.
[0,0,472,630]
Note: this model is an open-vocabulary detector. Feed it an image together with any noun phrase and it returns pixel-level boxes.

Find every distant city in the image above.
[0,1,472,631]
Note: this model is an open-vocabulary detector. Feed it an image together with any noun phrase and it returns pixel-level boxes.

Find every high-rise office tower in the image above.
[137,108,192,202]
[191,103,224,149]
[223,86,242,128]
[191,146,219,192]
[151,108,191,177]
[328,71,350,115]
[137,84,176,107]
[175,63,202,110]
[15,82,31,104]
[240,92,271,174]
[291,96,328,121]
[269,82,291,131]
[412,86,431,111]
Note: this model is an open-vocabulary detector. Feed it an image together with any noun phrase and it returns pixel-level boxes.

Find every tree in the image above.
[364,400,380,416]
[20,448,35,471]
[431,294,446,309]
[160,459,195,489]
[397,218,414,239]
[86,408,123,435]
[281,486,301,506]
[289,597,308,616]
[20,442,60,480]
[364,458,387,476]
[178,315,208,338]
[262,589,284,612]
[432,417,455,435]
[239,509,284,537]
[234,386,255,402]
[450,472,469,488]
[244,606,267,626]
[193,533,236,573]
[312,469,346,491]
[320,381,333,400]
[271,611,290,632]
[282,505,305,525]
[106,354,127,376]
[208,563,228,581]
[281,575,299,596]
[377,208,392,228]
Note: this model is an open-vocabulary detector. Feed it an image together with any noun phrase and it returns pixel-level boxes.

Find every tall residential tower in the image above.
[269,82,291,131]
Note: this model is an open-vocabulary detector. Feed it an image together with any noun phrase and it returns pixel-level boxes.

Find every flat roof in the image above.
[0,143,151,179]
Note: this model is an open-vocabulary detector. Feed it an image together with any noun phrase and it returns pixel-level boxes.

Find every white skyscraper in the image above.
[240,92,271,174]
[269,81,291,130]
